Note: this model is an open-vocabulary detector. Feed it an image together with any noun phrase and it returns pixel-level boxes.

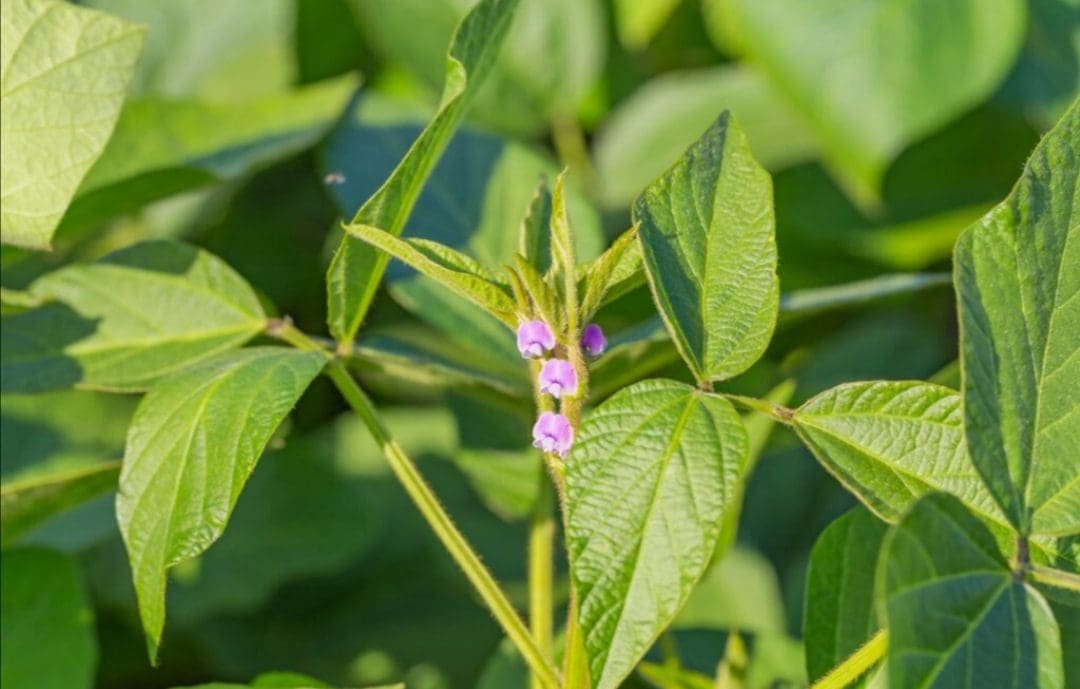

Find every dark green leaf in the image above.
[955,99,1079,536]
[116,347,327,660]
[634,112,778,384]
[1,548,97,689]
[804,507,888,686]
[567,379,748,689]
[878,493,1064,689]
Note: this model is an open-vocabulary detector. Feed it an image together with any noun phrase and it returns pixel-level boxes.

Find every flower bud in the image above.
[580,323,607,357]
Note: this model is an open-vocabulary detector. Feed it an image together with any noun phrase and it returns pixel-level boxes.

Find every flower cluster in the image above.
[517,319,607,458]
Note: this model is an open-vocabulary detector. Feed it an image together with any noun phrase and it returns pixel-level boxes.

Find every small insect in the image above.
[323,171,346,185]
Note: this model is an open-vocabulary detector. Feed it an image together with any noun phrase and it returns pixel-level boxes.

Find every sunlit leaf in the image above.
[116,347,327,659]
[566,379,748,689]
[0,0,143,249]
[1,241,265,393]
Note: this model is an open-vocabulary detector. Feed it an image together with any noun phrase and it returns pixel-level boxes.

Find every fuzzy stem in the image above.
[723,393,795,425]
[809,630,888,689]
[269,319,561,689]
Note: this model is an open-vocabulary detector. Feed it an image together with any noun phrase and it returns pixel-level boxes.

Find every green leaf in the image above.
[116,347,327,660]
[579,227,641,321]
[60,75,358,234]
[513,255,561,330]
[878,493,1064,689]
[1,460,119,546]
[732,0,1026,206]
[0,0,144,249]
[550,172,580,327]
[793,382,1005,526]
[594,66,816,207]
[1,240,265,393]
[804,507,888,686]
[1,548,97,689]
[351,0,605,136]
[343,223,518,327]
[955,99,1080,536]
[674,546,786,633]
[566,379,748,689]
[612,0,680,49]
[634,112,778,384]
[85,0,294,101]
[518,179,553,273]
[325,0,520,345]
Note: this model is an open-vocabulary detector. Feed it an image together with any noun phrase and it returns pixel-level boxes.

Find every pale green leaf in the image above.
[0,0,144,249]
[1,240,265,393]
[326,0,520,345]
[804,507,888,686]
[61,75,358,234]
[350,0,605,136]
[634,112,778,384]
[116,347,327,659]
[513,255,561,330]
[1,548,96,689]
[579,227,640,321]
[793,382,1005,526]
[595,66,816,207]
[955,99,1080,536]
[613,0,680,49]
[733,0,1026,206]
[85,0,294,101]
[343,223,518,327]
[566,379,748,689]
[878,493,1064,689]
[1,460,119,546]
[674,546,786,633]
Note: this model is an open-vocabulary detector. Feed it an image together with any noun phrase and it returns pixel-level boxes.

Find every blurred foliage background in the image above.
[1,0,1077,687]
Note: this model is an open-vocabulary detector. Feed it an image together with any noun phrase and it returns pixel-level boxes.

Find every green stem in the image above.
[1029,564,1080,593]
[528,470,556,689]
[563,593,590,689]
[809,630,888,689]
[270,319,562,689]
[723,393,794,425]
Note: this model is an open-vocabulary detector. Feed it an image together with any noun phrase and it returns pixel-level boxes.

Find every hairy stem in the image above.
[810,630,888,689]
[270,319,562,689]
[563,592,590,689]
[1029,564,1080,593]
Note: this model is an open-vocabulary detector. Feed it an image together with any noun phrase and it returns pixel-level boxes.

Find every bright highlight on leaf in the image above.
[0,0,144,249]
[116,347,327,660]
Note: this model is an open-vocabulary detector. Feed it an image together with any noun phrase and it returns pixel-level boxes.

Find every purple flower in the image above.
[517,320,556,358]
[580,323,607,357]
[532,412,574,457]
[539,359,578,398]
